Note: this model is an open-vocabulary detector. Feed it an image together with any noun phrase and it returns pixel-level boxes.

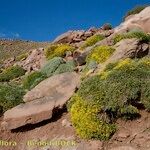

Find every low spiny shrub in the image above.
[23,71,47,90]
[69,57,150,140]
[41,57,64,77]
[54,60,76,75]
[81,34,105,50]
[113,31,150,44]
[0,83,25,114]
[70,94,116,140]
[45,44,75,60]
[86,46,115,64]
[0,65,26,82]
[81,60,98,80]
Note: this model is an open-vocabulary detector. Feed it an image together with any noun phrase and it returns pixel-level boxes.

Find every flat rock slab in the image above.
[1,72,80,130]
[23,72,79,102]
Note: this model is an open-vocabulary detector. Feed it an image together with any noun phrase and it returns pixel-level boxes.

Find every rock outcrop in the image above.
[53,27,114,46]
[1,72,80,130]
[112,38,149,60]
[73,7,150,62]
[115,6,150,33]
[16,48,46,72]
[98,38,149,71]
[2,48,46,73]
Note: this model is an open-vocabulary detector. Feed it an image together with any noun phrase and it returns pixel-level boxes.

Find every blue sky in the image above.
[0,0,149,41]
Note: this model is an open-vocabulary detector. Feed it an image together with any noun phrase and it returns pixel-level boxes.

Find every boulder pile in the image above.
[53,26,114,47]
[2,48,46,73]
[16,48,46,72]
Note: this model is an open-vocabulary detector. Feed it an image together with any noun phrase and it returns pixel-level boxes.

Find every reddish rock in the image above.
[1,72,80,130]
[115,7,150,33]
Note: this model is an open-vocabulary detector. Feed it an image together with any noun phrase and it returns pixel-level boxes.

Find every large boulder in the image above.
[98,38,149,71]
[1,72,80,130]
[115,6,150,33]
[111,38,149,61]
[53,31,74,44]
[53,30,85,44]
[23,72,79,102]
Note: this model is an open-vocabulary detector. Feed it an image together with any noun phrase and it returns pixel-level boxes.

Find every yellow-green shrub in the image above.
[113,31,150,44]
[81,34,105,50]
[79,57,150,114]
[86,46,115,64]
[45,44,75,60]
[23,71,47,90]
[53,60,76,75]
[70,94,116,140]
[0,65,26,82]
[69,57,150,140]
[0,83,25,114]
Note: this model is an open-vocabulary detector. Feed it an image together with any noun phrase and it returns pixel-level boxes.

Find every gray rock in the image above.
[73,50,87,66]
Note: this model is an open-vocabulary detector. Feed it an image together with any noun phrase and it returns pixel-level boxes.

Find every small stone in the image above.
[62,119,72,127]
[118,131,130,138]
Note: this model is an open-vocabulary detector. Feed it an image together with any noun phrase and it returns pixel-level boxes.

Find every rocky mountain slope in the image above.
[0,39,49,61]
[0,6,150,150]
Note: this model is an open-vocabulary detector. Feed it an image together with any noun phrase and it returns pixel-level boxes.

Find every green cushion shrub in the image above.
[81,60,98,80]
[0,83,25,114]
[70,94,116,140]
[41,57,64,77]
[23,71,47,90]
[86,46,115,64]
[54,60,76,75]
[81,34,105,50]
[45,44,75,60]
[83,60,97,72]
[79,58,150,116]
[69,57,150,140]
[113,31,150,44]
[0,65,26,82]
[124,5,147,20]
